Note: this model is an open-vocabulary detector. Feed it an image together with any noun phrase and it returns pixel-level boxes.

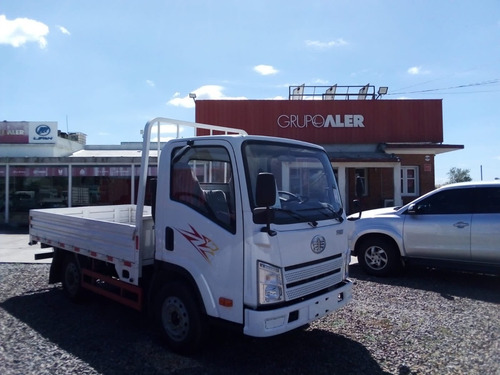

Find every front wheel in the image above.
[357,237,402,277]
[155,282,208,355]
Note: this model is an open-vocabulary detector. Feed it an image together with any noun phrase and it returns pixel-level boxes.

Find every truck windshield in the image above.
[243,140,343,224]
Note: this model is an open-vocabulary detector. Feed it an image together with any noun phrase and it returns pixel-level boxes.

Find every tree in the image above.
[447,167,472,184]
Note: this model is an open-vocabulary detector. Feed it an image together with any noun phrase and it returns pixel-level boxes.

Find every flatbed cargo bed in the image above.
[30,204,154,285]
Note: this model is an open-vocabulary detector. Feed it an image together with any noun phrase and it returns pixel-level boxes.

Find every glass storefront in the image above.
[1,163,158,226]
[72,166,132,206]
[7,166,69,226]
[133,166,157,206]
[0,167,5,224]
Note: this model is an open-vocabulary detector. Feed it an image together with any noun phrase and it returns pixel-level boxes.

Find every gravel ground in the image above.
[0,262,499,375]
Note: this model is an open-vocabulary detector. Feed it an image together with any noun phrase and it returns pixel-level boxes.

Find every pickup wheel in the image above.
[155,282,208,354]
[357,237,402,277]
[61,255,84,301]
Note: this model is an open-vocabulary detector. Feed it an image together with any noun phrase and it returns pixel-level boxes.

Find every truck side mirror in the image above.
[255,172,277,207]
[253,172,277,236]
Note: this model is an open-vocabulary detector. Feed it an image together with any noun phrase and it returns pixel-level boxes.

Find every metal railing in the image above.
[289,84,384,100]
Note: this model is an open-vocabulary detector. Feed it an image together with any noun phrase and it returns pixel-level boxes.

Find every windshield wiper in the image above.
[322,204,344,223]
[276,208,318,226]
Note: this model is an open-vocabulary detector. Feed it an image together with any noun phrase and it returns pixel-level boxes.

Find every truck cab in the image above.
[151,133,352,349]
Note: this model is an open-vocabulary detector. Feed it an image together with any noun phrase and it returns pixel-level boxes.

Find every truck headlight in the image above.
[258,261,284,305]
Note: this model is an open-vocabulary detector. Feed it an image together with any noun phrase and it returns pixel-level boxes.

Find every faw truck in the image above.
[29,117,352,354]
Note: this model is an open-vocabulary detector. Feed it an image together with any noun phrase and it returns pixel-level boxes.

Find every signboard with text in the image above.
[0,122,58,144]
[195,99,443,144]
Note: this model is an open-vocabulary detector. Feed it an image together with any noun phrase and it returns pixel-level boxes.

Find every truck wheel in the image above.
[61,255,83,301]
[155,282,208,354]
[357,237,402,277]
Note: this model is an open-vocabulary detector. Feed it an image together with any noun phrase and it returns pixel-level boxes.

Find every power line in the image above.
[389,79,500,95]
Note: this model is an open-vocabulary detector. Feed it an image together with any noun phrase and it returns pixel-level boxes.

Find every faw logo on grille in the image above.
[311,235,326,254]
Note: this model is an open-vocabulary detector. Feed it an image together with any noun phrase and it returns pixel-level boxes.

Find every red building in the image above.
[195,85,463,213]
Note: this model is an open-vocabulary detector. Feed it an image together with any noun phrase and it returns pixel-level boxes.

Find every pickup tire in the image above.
[155,281,208,354]
[357,237,402,277]
[61,255,84,301]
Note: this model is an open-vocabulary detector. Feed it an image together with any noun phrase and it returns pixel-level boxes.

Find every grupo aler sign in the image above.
[277,114,365,128]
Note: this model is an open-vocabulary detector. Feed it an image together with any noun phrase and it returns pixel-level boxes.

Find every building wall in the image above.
[196,99,444,144]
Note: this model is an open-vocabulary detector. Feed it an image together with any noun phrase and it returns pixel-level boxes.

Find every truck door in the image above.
[155,140,244,324]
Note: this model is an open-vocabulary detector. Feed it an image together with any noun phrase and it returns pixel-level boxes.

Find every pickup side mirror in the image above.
[253,172,277,236]
[347,199,362,221]
[407,203,417,214]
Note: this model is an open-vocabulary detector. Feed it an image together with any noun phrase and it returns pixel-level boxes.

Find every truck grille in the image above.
[283,255,343,301]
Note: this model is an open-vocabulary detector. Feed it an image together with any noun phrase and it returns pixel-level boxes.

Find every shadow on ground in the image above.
[1,270,389,375]
[349,263,500,304]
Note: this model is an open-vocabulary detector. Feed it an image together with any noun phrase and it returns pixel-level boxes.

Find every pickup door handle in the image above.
[453,221,469,229]
[165,227,174,251]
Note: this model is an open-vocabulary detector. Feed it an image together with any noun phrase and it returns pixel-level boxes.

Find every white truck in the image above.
[30,117,352,354]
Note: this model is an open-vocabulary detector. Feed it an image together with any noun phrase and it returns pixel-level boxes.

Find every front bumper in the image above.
[243,280,353,337]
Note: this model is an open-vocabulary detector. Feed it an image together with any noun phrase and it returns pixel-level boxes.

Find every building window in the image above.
[401,167,419,196]
[355,169,367,197]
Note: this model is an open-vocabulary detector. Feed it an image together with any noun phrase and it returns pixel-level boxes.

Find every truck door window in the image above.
[170,146,236,233]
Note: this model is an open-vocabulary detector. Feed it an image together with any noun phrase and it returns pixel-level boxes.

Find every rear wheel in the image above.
[155,281,208,354]
[61,254,84,301]
[357,237,402,277]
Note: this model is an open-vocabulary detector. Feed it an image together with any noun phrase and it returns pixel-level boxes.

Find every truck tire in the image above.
[155,281,208,354]
[61,255,84,301]
[357,237,402,277]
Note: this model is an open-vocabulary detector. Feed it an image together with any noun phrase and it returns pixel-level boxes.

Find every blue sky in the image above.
[1,0,499,184]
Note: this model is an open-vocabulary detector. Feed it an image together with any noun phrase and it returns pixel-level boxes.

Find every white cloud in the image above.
[57,25,71,35]
[167,85,247,108]
[407,66,430,75]
[253,65,279,76]
[146,80,155,87]
[313,78,329,85]
[0,15,49,48]
[306,39,347,48]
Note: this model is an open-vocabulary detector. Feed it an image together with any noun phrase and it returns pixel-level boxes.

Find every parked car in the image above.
[348,181,500,276]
